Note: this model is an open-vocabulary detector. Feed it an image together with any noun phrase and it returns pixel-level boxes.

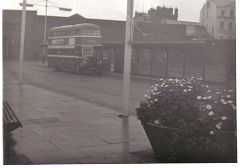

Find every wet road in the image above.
[3,61,157,115]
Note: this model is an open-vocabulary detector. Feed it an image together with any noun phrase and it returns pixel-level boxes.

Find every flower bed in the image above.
[136,77,237,163]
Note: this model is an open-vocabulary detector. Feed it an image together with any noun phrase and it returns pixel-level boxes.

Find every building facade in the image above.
[200,0,235,39]
[2,9,235,83]
[134,5,210,41]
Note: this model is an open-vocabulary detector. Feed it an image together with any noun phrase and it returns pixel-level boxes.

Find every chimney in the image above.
[174,8,178,18]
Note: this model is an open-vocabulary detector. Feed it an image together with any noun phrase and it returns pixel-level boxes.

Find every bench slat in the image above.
[3,104,13,123]
[3,101,22,132]
[4,101,19,123]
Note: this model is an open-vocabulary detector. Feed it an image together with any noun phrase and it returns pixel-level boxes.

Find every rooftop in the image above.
[211,0,235,7]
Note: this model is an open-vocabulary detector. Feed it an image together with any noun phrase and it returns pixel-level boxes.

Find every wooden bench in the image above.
[3,101,22,132]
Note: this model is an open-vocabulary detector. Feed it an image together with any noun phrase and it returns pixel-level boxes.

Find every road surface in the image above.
[3,61,157,115]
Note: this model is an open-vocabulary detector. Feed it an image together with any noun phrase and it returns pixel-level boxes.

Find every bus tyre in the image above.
[75,64,80,74]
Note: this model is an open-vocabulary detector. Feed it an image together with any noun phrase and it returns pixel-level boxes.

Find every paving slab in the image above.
[14,142,59,154]
[50,136,108,150]
[24,150,82,164]
[3,67,155,164]
[76,153,145,164]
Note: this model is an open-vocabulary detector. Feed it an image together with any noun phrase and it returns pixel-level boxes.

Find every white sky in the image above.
[2,0,206,22]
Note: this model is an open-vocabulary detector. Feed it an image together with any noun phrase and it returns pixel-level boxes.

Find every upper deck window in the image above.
[75,29,100,36]
[49,25,101,37]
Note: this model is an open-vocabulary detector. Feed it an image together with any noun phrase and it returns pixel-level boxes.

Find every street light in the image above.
[19,0,27,84]
[19,3,33,7]
[121,0,134,117]
[21,0,72,64]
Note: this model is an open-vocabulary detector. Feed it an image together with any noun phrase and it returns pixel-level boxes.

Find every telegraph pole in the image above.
[42,0,48,64]
[121,0,134,117]
[19,0,27,84]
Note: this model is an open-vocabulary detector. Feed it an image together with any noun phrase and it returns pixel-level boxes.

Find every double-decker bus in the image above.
[47,23,103,75]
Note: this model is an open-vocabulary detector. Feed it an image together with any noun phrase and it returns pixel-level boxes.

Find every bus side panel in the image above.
[48,56,77,71]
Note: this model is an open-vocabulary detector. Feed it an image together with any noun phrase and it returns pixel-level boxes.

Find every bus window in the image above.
[74,29,80,35]
[66,30,70,36]
[81,29,91,36]
[91,30,100,36]
[82,46,93,56]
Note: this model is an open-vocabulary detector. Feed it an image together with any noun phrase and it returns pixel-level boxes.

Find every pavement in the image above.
[3,64,158,164]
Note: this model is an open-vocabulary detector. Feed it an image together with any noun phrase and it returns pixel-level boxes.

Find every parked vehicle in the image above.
[47,23,103,75]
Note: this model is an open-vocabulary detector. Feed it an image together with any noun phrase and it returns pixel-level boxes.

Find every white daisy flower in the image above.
[216,124,222,130]
[154,120,160,124]
[197,96,202,100]
[206,105,212,110]
[221,116,227,120]
[226,95,231,98]
[220,99,225,102]
[208,111,214,116]
[209,131,214,135]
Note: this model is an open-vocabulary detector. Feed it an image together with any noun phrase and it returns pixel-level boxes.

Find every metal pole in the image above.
[42,0,48,64]
[19,0,27,84]
[121,0,134,117]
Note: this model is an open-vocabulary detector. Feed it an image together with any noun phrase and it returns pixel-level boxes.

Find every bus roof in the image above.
[49,23,100,31]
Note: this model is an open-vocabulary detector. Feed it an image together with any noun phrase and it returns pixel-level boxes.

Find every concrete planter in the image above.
[142,122,237,163]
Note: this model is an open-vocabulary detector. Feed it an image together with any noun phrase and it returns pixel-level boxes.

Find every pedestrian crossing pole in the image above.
[19,0,27,84]
[121,0,134,117]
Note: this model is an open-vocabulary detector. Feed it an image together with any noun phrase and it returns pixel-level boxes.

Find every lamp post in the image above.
[42,0,48,64]
[19,0,27,84]
[121,0,134,117]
